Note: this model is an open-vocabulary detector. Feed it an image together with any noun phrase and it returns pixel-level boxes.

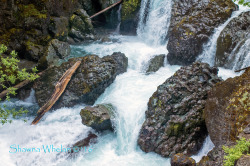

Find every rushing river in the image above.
[0,0,249,166]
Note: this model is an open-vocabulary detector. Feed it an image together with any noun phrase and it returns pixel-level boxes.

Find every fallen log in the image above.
[90,0,123,19]
[235,66,250,72]
[0,72,43,99]
[31,61,81,125]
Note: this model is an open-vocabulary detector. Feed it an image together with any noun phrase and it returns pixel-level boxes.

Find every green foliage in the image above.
[122,0,141,21]
[234,0,250,7]
[0,44,39,125]
[223,138,250,166]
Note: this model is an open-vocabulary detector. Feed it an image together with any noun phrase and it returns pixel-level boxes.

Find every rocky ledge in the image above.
[138,62,222,157]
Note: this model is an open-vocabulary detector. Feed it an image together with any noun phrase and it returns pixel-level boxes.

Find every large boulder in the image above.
[215,11,250,70]
[138,62,222,157]
[34,52,128,109]
[204,68,250,147]
[80,104,115,131]
[171,153,196,166]
[167,0,237,65]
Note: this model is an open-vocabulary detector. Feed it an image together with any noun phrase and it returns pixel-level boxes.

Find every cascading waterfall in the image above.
[0,0,247,165]
[230,38,250,70]
[114,4,122,34]
[197,5,250,67]
[137,0,172,45]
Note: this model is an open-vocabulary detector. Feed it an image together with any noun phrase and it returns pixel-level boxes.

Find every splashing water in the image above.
[0,0,247,165]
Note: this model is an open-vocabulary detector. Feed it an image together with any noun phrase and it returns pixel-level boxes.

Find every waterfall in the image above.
[137,0,172,45]
[230,38,250,70]
[114,4,122,34]
[197,6,250,67]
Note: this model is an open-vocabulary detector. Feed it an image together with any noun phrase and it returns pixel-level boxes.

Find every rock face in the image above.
[146,54,165,73]
[0,0,93,63]
[138,62,222,157]
[34,52,128,108]
[197,146,225,166]
[38,39,71,69]
[68,9,94,43]
[204,68,250,147]
[215,11,250,69]
[120,0,141,35]
[171,153,196,166]
[80,104,114,131]
[167,0,237,65]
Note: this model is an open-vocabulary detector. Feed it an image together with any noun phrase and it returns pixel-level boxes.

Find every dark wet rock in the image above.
[68,9,94,43]
[38,39,70,69]
[171,153,196,166]
[49,17,69,41]
[34,52,128,109]
[167,0,237,65]
[138,62,222,157]
[72,132,98,149]
[80,104,115,131]
[236,155,250,166]
[18,59,37,71]
[204,69,250,147]
[0,0,92,63]
[146,54,165,73]
[120,0,141,35]
[197,146,225,166]
[215,11,250,69]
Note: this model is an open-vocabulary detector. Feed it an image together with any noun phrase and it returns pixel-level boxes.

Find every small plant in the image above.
[234,0,250,7]
[0,44,39,125]
[223,138,250,166]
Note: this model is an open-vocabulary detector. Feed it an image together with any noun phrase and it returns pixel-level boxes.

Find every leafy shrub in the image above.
[234,0,250,7]
[0,44,39,125]
[223,138,250,166]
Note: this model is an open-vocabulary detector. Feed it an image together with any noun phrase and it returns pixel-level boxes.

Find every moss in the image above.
[121,0,141,21]
[0,28,22,45]
[25,40,40,51]
[80,108,103,125]
[18,4,47,19]
[166,122,184,136]
[82,82,91,94]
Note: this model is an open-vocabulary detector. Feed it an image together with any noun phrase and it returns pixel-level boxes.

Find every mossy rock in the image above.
[205,69,250,147]
[80,104,115,132]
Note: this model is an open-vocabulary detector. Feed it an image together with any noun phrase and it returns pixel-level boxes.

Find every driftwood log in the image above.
[31,61,81,125]
[90,0,123,19]
[0,72,43,99]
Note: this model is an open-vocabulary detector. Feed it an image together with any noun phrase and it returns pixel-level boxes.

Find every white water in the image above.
[0,0,248,166]
[230,38,250,70]
[114,4,122,34]
[197,5,250,66]
[137,0,172,45]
